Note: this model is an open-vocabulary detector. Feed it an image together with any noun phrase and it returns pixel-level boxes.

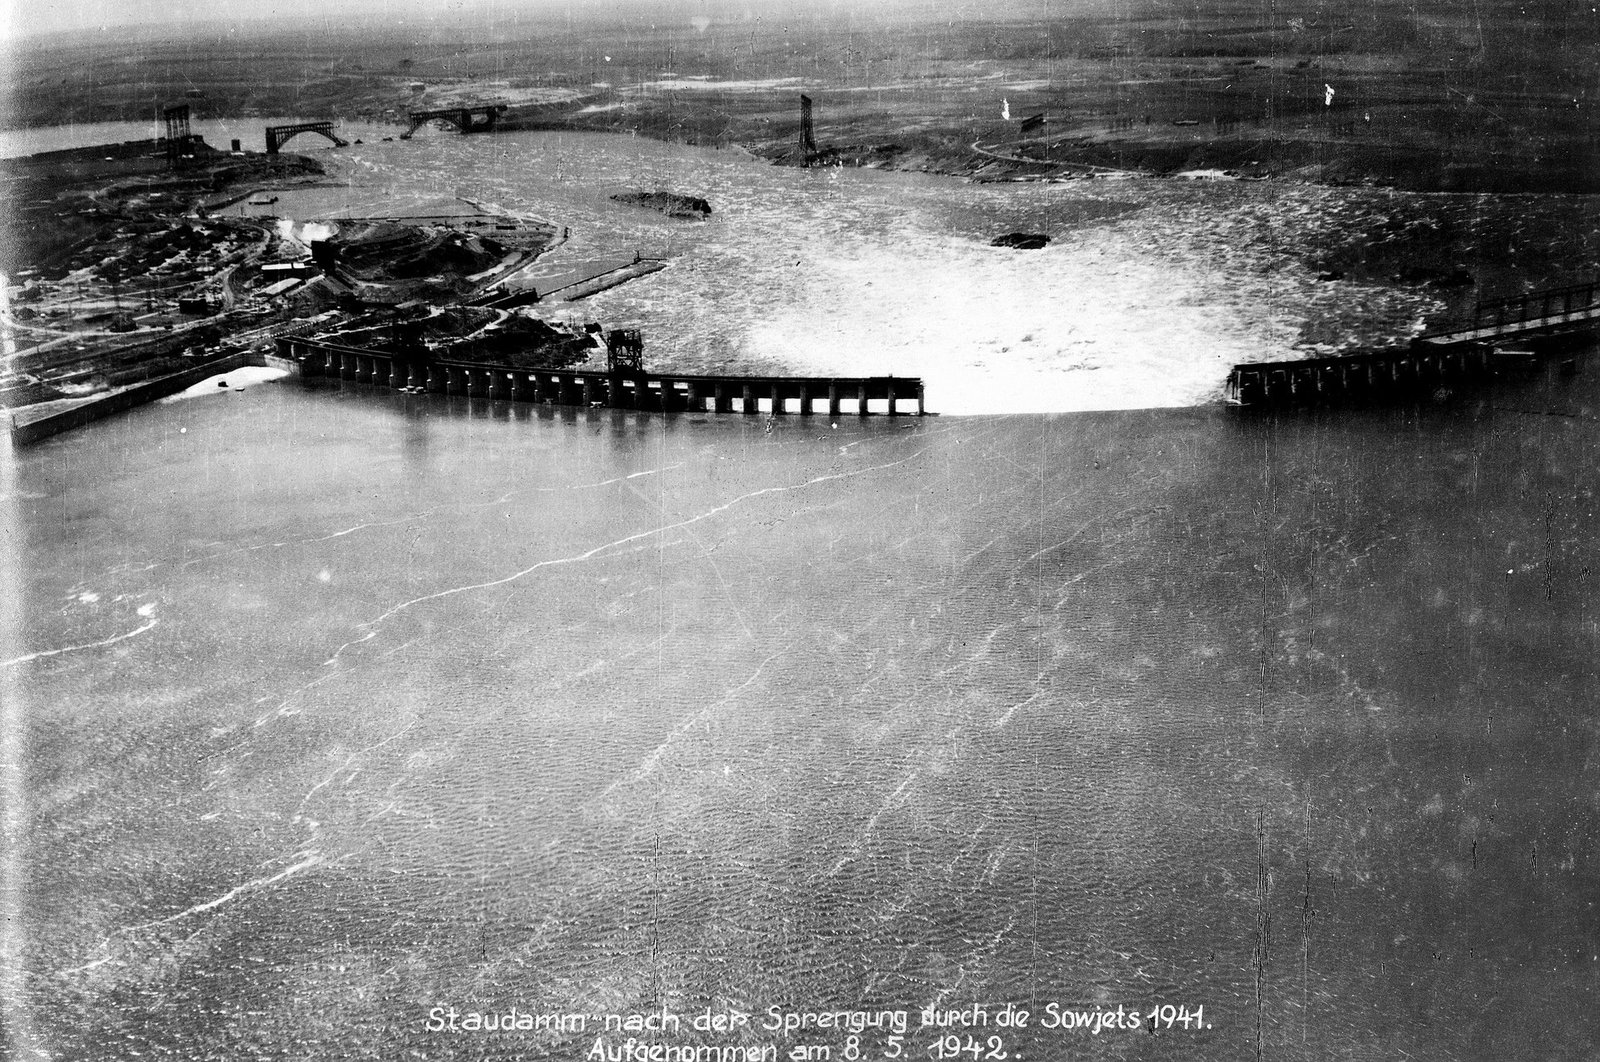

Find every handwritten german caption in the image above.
[424,1000,1214,1059]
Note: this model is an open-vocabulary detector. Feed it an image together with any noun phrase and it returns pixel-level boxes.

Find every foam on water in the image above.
[159,366,290,403]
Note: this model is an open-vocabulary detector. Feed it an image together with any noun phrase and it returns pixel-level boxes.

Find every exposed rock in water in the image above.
[991,232,1049,249]
[611,190,712,219]
[1391,265,1474,287]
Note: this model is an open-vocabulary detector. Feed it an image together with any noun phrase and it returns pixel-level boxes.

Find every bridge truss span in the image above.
[400,104,509,140]
[265,121,349,154]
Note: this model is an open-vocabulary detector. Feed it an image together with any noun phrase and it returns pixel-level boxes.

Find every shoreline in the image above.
[10,111,1600,201]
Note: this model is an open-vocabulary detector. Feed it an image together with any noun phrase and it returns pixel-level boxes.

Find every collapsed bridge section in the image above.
[401,105,509,139]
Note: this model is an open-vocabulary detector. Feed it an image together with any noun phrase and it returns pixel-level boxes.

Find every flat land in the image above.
[0,138,562,411]
[8,0,1599,192]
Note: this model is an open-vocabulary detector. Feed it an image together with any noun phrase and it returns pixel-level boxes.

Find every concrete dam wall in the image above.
[280,337,928,417]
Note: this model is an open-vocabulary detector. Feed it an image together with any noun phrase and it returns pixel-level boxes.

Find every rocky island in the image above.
[609,191,712,219]
[991,233,1050,250]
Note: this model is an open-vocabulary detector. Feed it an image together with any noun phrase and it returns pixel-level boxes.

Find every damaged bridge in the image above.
[400,105,509,139]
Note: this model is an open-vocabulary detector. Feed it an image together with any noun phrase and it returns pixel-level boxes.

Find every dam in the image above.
[1224,277,1598,409]
[278,336,928,417]
[1222,343,1580,408]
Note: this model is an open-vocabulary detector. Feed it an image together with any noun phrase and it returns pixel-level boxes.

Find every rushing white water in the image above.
[311,129,1436,414]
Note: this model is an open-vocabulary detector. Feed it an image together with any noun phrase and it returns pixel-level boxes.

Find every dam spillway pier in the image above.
[1224,343,1585,409]
[1226,278,1597,410]
[278,337,927,417]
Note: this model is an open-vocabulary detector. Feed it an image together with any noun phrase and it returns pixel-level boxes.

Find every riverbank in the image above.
[6,350,294,445]
[10,2,1600,196]
[0,135,597,423]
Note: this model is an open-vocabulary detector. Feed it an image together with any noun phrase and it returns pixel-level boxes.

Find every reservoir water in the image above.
[3,125,1599,1060]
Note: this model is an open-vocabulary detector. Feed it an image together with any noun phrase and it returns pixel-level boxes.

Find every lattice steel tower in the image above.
[799,94,817,166]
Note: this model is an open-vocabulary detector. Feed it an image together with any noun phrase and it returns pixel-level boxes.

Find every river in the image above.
[3,123,1598,1061]
[4,117,1450,414]
[307,124,1450,415]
